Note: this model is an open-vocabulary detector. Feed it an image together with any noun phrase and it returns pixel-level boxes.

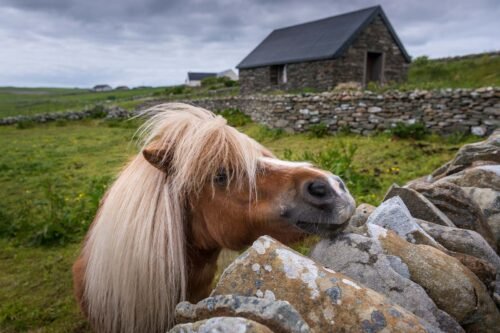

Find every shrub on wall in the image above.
[89,105,107,119]
[164,85,190,95]
[390,122,429,140]
[202,77,238,89]
[15,120,35,129]
[217,108,251,127]
[224,80,238,87]
[308,123,329,138]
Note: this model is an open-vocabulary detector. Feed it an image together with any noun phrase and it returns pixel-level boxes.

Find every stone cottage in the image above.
[237,5,411,94]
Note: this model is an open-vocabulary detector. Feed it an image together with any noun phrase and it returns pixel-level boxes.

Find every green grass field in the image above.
[0,87,166,118]
[0,117,480,332]
[377,53,500,91]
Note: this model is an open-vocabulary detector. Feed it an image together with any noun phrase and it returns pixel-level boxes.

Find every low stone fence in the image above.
[190,87,499,135]
[0,105,135,125]
[1,87,498,136]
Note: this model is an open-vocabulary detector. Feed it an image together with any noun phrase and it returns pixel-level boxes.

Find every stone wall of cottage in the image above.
[239,15,409,95]
[190,88,499,136]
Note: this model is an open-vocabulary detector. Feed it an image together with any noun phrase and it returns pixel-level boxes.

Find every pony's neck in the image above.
[183,205,233,302]
[185,241,221,302]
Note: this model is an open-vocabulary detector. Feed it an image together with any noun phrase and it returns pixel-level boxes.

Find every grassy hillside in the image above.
[0,87,165,118]
[0,117,480,332]
[399,53,500,90]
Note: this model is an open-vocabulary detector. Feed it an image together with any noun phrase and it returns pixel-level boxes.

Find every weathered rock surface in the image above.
[461,186,500,250]
[368,225,500,332]
[169,317,273,333]
[383,185,455,227]
[409,182,496,250]
[416,220,500,270]
[212,236,441,333]
[175,295,309,333]
[446,251,497,296]
[367,197,445,250]
[472,126,487,137]
[436,165,500,191]
[431,131,500,180]
[347,203,375,227]
[494,274,500,308]
[311,233,463,332]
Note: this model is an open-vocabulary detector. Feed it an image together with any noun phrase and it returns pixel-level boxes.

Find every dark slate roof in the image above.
[187,72,217,81]
[237,5,410,69]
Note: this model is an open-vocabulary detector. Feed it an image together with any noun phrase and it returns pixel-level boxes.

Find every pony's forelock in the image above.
[138,103,262,196]
[83,103,264,333]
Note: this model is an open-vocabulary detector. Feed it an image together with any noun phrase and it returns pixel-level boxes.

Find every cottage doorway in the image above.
[365,52,383,85]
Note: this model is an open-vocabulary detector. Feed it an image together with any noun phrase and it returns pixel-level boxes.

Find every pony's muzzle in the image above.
[286,175,355,236]
[302,177,348,210]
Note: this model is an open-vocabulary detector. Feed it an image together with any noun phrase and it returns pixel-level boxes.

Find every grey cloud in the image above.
[0,0,498,87]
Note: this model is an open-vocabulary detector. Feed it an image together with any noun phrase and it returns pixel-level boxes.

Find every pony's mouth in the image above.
[284,199,355,237]
[295,220,348,236]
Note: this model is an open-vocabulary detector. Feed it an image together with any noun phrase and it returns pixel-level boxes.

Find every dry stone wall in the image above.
[1,88,498,136]
[191,87,500,135]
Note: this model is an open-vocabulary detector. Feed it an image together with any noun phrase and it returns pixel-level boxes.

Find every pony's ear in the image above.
[142,146,172,171]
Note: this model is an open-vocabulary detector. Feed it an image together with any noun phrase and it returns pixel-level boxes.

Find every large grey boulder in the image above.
[175,295,309,333]
[169,317,273,333]
[363,197,496,285]
[212,236,441,333]
[436,165,500,191]
[461,186,500,251]
[446,251,498,295]
[367,196,445,250]
[416,220,500,271]
[431,130,500,180]
[409,182,496,251]
[367,225,500,332]
[383,185,455,227]
[311,233,462,332]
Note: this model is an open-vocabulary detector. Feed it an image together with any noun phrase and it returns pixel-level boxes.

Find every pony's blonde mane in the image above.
[83,103,263,333]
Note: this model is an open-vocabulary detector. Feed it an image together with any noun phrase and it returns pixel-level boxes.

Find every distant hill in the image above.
[404,51,500,89]
[0,87,165,118]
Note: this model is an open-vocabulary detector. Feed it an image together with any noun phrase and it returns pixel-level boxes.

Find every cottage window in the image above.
[270,65,287,85]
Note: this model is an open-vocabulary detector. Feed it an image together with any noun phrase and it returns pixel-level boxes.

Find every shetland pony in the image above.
[73,103,355,333]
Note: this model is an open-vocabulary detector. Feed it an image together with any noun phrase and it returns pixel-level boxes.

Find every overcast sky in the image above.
[0,0,498,88]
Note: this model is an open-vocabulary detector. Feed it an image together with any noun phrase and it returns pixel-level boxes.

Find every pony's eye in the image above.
[214,170,228,186]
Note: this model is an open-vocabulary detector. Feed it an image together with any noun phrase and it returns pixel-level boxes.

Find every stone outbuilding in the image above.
[185,69,239,87]
[237,5,411,94]
[92,84,112,92]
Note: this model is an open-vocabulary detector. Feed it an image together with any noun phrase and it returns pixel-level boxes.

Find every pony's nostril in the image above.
[338,180,346,192]
[332,175,346,192]
[307,181,329,198]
